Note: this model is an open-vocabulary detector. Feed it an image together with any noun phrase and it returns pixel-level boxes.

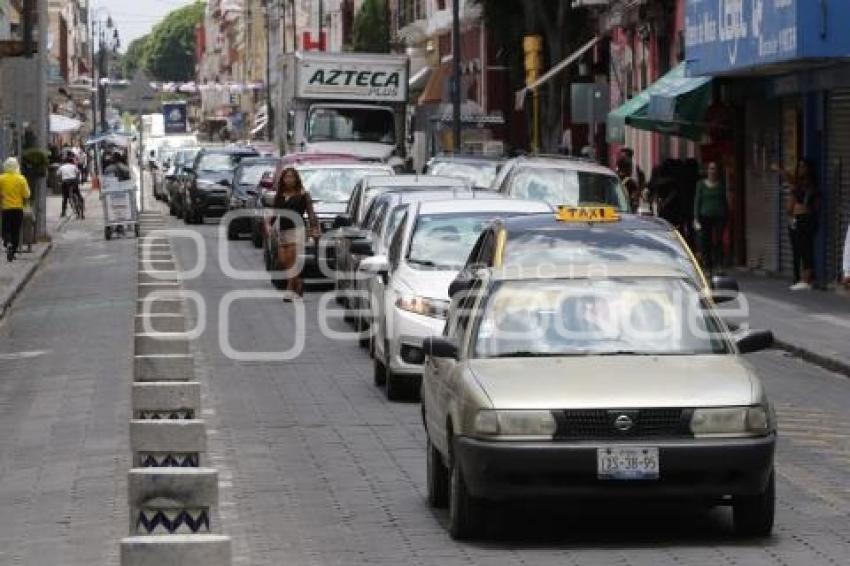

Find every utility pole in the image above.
[318,0,323,50]
[451,0,461,152]
[90,19,98,135]
[265,0,274,141]
[291,0,297,52]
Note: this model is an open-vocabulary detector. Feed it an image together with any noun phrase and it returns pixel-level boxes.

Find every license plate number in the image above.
[597,446,659,480]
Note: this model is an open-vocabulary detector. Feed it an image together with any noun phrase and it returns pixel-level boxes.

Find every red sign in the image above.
[302,31,327,52]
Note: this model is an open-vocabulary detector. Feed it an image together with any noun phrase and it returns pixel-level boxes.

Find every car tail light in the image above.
[259,172,274,189]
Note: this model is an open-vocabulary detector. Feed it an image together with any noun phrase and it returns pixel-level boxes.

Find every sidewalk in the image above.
[732,271,850,375]
[0,187,94,318]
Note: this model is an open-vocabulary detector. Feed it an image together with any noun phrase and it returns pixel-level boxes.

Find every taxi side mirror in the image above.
[448,276,472,298]
[735,329,774,354]
[711,275,739,304]
[423,337,458,360]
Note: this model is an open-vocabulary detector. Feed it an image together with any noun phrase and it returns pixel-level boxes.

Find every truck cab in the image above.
[279,52,410,172]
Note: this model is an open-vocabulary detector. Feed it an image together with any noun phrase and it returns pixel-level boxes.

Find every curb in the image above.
[772,338,850,379]
[0,242,52,320]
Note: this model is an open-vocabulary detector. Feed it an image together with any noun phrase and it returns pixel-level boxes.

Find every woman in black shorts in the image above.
[271,167,319,298]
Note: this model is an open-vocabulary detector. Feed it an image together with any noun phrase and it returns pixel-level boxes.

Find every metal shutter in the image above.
[745,100,782,272]
[826,90,850,282]
[777,101,801,277]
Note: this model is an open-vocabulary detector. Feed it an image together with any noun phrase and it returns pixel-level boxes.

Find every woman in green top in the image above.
[693,162,728,273]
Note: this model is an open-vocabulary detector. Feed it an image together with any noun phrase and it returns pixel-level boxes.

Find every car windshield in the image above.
[237,164,275,186]
[197,153,242,173]
[383,205,408,245]
[407,213,500,269]
[474,277,730,358]
[300,168,388,202]
[509,167,629,211]
[429,161,499,189]
[503,229,702,285]
[307,107,395,144]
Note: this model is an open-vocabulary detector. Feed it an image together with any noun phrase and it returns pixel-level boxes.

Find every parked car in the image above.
[182,146,259,224]
[332,175,472,303]
[152,149,174,200]
[226,156,280,240]
[166,147,201,217]
[493,155,629,211]
[247,170,279,247]
[358,197,552,400]
[423,154,504,190]
[421,263,776,540]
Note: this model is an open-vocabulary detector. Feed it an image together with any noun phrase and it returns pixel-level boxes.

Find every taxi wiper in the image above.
[491,351,557,358]
[408,258,439,267]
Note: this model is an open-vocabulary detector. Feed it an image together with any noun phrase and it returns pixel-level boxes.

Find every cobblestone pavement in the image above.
[165,218,850,566]
[0,195,135,565]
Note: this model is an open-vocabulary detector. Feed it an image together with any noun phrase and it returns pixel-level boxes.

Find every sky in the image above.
[99,0,198,51]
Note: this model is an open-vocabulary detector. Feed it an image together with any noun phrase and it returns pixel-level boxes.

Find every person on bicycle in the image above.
[58,156,84,219]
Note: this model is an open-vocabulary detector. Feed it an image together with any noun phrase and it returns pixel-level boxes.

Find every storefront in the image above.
[686,0,850,284]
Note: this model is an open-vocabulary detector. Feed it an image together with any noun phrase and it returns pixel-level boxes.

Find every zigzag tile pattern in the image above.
[136,507,210,534]
[135,409,195,420]
[137,452,200,467]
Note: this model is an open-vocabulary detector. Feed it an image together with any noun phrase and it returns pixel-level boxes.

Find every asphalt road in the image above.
[1,205,848,565]
[169,217,850,566]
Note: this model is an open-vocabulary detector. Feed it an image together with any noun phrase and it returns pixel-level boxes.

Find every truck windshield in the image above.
[307,107,395,144]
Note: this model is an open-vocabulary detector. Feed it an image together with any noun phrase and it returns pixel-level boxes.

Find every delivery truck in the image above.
[278,51,409,171]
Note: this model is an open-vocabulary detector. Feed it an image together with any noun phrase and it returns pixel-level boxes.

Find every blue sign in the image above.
[686,0,850,76]
[163,102,188,134]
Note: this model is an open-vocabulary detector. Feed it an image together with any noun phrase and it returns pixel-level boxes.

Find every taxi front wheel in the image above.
[426,436,448,509]
[732,470,775,537]
[449,450,482,540]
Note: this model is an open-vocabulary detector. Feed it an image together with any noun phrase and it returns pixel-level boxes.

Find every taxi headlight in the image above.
[473,410,557,439]
[690,406,771,437]
[395,295,449,319]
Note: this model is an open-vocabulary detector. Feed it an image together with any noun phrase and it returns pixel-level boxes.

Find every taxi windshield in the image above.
[503,229,701,285]
[428,161,499,189]
[474,277,730,358]
[509,167,629,211]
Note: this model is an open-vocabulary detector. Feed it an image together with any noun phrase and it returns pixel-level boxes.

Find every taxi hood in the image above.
[468,355,759,409]
[397,266,457,301]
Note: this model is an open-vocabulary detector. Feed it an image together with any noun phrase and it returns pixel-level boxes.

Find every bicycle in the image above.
[70,184,85,219]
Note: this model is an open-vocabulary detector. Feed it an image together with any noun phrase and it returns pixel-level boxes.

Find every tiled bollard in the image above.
[120,534,231,566]
[132,382,201,420]
[130,420,207,467]
[127,468,219,535]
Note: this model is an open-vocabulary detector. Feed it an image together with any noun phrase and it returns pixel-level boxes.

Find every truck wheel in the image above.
[733,471,775,537]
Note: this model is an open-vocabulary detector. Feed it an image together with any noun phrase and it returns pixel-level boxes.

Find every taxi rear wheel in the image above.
[732,470,775,537]
[426,436,449,509]
[448,449,481,540]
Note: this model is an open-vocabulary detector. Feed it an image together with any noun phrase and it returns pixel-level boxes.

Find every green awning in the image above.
[607,63,712,143]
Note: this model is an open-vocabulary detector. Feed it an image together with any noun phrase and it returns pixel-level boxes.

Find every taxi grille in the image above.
[555,408,690,439]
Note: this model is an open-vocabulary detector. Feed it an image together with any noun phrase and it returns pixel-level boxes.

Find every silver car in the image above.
[421,263,776,540]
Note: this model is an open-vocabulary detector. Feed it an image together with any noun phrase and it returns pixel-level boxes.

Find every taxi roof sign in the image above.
[556,206,620,223]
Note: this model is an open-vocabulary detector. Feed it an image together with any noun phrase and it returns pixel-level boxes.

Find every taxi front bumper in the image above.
[454,434,775,501]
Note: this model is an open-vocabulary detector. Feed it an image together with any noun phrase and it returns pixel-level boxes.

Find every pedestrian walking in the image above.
[617,157,639,213]
[58,156,83,218]
[269,167,319,299]
[0,157,31,262]
[693,161,728,273]
[783,159,819,290]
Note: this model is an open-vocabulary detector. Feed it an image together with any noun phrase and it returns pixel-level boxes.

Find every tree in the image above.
[142,1,205,82]
[352,0,389,53]
[120,35,150,79]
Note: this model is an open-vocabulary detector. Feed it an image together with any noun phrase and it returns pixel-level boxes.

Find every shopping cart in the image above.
[101,176,140,239]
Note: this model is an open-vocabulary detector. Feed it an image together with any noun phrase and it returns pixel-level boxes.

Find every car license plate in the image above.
[597,446,659,480]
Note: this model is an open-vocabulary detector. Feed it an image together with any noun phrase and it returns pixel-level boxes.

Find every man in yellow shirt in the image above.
[0,157,32,261]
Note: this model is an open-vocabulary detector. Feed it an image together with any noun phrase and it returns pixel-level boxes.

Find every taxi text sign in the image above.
[556,206,620,223]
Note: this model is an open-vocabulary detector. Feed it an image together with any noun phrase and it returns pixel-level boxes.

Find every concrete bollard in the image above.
[130,420,207,467]
[135,336,191,356]
[132,382,201,420]
[120,534,231,566]
[128,468,219,535]
[134,355,194,382]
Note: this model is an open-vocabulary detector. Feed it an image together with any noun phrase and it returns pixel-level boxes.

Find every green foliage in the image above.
[120,35,150,79]
[352,0,389,53]
[141,1,205,82]
[21,148,49,178]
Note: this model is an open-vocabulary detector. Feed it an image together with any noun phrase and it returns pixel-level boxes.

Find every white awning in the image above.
[515,35,602,111]
[50,114,83,134]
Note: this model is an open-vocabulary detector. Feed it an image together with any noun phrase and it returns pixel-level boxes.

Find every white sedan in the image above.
[359,198,552,400]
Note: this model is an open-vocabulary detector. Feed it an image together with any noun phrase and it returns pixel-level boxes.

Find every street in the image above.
[166,216,850,565]
[0,201,847,564]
